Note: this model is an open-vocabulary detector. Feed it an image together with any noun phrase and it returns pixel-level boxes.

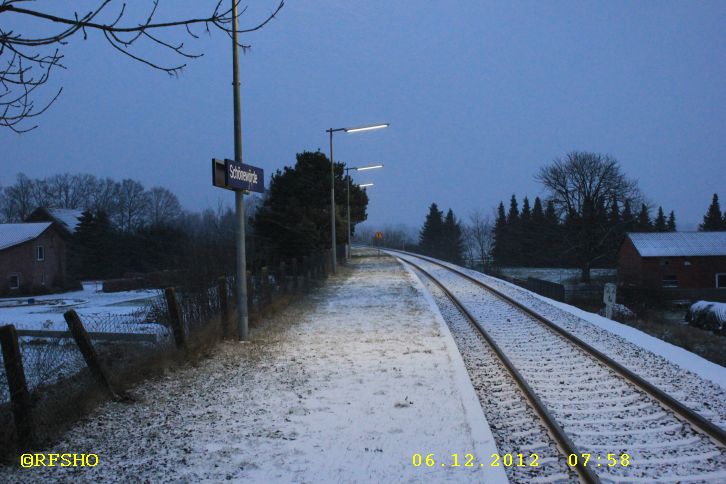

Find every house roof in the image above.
[45,208,83,233]
[0,222,53,251]
[627,231,726,257]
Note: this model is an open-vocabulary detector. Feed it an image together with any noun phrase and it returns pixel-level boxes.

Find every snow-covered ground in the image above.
[498,266,616,284]
[0,282,160,333]
[4,250,507,483]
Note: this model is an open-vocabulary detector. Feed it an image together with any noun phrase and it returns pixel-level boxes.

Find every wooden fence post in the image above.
[164,288,187,351]
[218,277,230,338]
[0,324,35,450]
[63,310,119,399]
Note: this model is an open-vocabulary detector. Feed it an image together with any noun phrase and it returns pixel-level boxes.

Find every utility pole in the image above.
[329,129,337,274]
[232,0,248,340]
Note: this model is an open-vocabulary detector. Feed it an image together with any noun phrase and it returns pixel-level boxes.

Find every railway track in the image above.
[391,249,726,483]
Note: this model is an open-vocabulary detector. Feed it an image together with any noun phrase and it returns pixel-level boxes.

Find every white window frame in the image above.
[36,245,45,261]
[717,273,726,289]
[9,274,20,289]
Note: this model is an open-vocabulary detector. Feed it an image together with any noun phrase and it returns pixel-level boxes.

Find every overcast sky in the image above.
[2,1,724,232]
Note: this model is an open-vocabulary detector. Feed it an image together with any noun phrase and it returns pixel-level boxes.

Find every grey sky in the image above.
[2,1,724,232]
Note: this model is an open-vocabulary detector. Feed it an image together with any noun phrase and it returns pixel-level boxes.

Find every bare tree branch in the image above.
[0,0,284,132]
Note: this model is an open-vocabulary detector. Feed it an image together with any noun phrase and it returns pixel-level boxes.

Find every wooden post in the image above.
[164,288,187,350]
[0,324,35,450]
[218,277,230,338]
[63,310,119,398]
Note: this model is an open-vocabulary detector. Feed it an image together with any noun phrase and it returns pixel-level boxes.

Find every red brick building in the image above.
[618,232,726,302]
[0,222,68,295]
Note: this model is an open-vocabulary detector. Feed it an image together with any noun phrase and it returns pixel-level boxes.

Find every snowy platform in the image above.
[7,249,506,483]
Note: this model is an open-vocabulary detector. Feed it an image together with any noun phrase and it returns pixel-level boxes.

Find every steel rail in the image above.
[399,256,600,484]
[389,248,726,449]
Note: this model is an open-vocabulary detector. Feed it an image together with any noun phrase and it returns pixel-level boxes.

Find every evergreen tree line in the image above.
[492,194,677,267]
[417,203,466,264]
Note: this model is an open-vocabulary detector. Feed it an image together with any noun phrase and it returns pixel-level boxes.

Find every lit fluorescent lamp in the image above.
[356,164,384,171]
[345,123,390,133]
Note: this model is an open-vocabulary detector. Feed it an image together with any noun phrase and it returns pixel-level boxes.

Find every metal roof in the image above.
[627,231,726,257]
[0,222,52,251]
[47,208,83,232]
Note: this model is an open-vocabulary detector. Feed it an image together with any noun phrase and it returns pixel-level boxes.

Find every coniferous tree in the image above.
[492,202,508,265]
[543,200,560,266]
[700,194,724,231]
[667,211,677,232]
[442,209,465,264]
[419,203,444,258]
[636,204,651,232]
[622,200,634,226]
[506,195,521,265]
[654,207,667,232]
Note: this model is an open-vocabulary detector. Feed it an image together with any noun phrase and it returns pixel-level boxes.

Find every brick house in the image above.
[0,222,68,295]
[618,232,726,302]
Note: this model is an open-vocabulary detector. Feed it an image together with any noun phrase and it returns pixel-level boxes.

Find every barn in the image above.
[618,232,726,302]
[0,222,68,295]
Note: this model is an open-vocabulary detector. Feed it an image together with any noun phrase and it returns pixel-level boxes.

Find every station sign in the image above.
[212,158,264,193]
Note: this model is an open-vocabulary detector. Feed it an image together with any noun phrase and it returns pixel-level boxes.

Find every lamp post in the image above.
[345,165,383,260]
[326,123,389,274]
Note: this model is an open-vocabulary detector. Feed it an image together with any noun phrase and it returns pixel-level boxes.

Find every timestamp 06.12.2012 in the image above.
[411,453,631,469]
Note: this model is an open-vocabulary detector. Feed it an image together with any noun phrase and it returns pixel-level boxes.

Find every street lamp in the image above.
[345,165,383,260]
[326,123,389,274]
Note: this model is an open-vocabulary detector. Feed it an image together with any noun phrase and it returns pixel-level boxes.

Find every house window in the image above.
[36,246,45,261]
[717,274,726,289]
[662,275,678,288]
[9,274,20,289]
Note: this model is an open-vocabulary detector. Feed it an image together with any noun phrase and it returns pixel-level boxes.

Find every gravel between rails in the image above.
[400,253,726,483]
[415,267,578,483]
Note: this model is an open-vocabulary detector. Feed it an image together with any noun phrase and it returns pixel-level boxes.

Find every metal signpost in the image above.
[603,283,617,320]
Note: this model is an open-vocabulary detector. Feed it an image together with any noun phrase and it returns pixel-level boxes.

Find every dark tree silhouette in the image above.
[536,151,642,282]
[700,194,724,231]
[654,206,667,232]
[419,203,444,259]
[0,0,284,132]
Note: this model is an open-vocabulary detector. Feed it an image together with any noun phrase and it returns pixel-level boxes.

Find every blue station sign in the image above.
[212,159,264,193]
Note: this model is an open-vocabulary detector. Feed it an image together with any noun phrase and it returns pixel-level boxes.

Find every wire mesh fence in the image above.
[0,249,336,457]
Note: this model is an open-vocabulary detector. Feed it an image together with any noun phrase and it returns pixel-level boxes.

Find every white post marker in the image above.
[603,283,617,320]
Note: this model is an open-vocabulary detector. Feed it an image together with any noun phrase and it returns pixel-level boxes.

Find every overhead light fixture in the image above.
[345,123,390,133]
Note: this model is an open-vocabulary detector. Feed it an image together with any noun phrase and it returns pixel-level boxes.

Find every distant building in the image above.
[618,232,726,302]
[26,207,84,237]
[0,222,68,295]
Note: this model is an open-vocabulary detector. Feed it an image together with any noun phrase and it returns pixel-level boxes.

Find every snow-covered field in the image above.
[4,250,507,483]
[0,282,161,333]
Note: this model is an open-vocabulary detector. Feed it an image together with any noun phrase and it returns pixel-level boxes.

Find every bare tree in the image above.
[464,209,493,268]
[536,151,642,282]
[115,178,149,231]
[148,186,182,225]
[1,0,284,132]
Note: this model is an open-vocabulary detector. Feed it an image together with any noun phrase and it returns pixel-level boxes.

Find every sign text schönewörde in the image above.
[224,159,264,193]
